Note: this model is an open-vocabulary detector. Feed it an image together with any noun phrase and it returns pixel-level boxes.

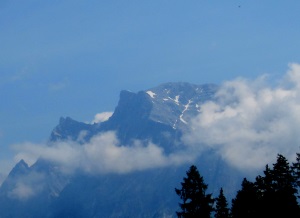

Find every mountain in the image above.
[50,82,217,150]
[0,82,242,218]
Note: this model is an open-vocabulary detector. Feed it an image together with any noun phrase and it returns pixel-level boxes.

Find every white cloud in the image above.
[92,112,113,123]
[183,63,300,171]
[12,131,193,175]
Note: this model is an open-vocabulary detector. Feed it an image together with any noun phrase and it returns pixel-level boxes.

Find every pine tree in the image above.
[231,178,258,218]
[255,164,274,217]
[231,154,300,218]
[175,165,214,218]
[214,188,229,218]
[291,153,300,199]
[270,154,299,217]
[255,154,299,217]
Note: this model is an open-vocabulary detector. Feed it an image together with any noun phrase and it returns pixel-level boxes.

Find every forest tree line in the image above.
[175,153,300,218]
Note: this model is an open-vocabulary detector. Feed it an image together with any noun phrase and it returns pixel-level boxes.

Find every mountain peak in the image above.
[7,159,29,178]
[59,116,74,125]
[50,116,94,142]
[15,159,28,168]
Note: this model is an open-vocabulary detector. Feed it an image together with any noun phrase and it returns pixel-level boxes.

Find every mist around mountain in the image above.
[2,68,300,217]
[0,82,239,218]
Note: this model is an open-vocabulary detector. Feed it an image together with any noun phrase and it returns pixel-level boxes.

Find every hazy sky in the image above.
[1,1,300,172]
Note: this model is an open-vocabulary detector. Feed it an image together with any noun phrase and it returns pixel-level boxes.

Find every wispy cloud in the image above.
[48,79,69,92]
[91,112,113,124]
[10,67,32,82]
[8,171,46,201]
[183,63,300,171]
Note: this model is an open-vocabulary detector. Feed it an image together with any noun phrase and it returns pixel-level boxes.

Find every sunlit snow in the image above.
[179,100,192,124]
[174,95,179,104]
[146,91,156,98]
[167,95,180,105]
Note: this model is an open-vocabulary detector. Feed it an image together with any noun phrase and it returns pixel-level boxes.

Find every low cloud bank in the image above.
[13,131,193,175]
[10,132,193,200]
[183,63,300,170]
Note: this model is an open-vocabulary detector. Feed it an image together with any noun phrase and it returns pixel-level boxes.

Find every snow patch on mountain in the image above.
[180,100,192,124]
[146,90,156,98]
[144,82,218,129]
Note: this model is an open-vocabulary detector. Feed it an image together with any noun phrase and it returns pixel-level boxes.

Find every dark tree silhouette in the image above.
[214,188,230,218]
[255,164,274,217]
[175,165,214,218]
[232,154,300,218]
[292,153,300,199]
[267,154,299,217]
[231,178,258,218]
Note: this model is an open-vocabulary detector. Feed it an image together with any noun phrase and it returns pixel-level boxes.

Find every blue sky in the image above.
[1,0,300,167]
